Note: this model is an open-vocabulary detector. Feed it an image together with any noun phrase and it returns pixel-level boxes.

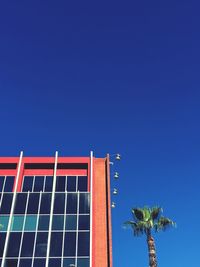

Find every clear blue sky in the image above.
[0,1,200,266]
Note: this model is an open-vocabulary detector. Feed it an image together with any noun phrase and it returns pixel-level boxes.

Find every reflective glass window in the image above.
[52,215,64,231]
[53,193,65,214]
[24,215,37,231]
[33,176,44,192]
[78,232,90,256]
[0,176,5,192]
[79,193,90,214]
[7,232,22,257]
[63,258,75,267]
[0,216,9,232]
[38,215,50,231]
[0,232,7,257]
[56,176,66,192]
[4,259,18,267]
[20,232,35,257]
[22,176,34,192]
[0,193,13,214]
[67,176,76,192]
[33,258,45,267]
[77,258,90,267]
[11,216,24,231]
[50,232,63,257]
[19,259,32,267]
[64,232,76,256]
[4,176,15,192]
[78,176,88,192]
[49,258,61,267]
[14,193,27,214]
[79,215,90,230]
[40,193,51,214]
[27,193,39,214]
[35,232,48,257]
[44,176,53,192]
[66,193,77,214]
[65,215,77,230]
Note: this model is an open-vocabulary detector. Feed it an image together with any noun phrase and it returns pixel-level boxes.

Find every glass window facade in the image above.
[0,175,90,267]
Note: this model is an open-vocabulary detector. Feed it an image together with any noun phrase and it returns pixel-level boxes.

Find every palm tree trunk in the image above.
[146,230,158,267]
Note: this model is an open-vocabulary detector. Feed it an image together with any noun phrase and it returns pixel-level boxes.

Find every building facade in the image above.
[0,152,112,267]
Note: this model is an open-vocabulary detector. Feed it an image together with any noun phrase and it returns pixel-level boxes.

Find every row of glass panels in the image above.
[0,192,90,215]
[0,176,15,193]
[0,214,90,232]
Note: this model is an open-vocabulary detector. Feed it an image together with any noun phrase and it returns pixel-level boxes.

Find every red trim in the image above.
[0,170,16,175]
[23,169,87,176]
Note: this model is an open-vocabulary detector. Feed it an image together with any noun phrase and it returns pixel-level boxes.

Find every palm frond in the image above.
[155,216,176,232]
[132,208,144,221]
[151,206,162,221]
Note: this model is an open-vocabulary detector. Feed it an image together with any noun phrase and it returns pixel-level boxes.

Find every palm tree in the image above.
[124,206,175,267]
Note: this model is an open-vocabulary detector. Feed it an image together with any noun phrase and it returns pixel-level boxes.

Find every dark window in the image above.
[0,194,13,214]
[63,258,75,267]
[0,232,7,257]
[52,215,64,231]
[67,176,76,192]
[0,176,5,192]
[65,215,77,230]
[78,176,88,192]
[40,193,51,214]
[14,193,27,214]
[49,258,61,267]
[78,232,90,256]
[56,176,66,192]
[66,193,77,214]
[50,232,63,257]
[27,193,40,214]
[4,259,18,267]
[33,258,45,267]
[33,176,44,192]
[38,215,50,231]
[22,176,34,192]
[79,193,90,214]
[77,258,90,267]
[4,176,15,192]
[0,163,17,169]
[64,232,76,256]
[35,232,48,257]
[20,232,35,257]
[44,176,53,192]
[6,232,22,257]
[18,259,32,267]
[53,193,65,214]
[79,215,90,230]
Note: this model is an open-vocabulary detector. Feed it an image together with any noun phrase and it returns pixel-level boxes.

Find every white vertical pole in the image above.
[1,151,23,267]
[90,151,93,267]
[45,151,58,267]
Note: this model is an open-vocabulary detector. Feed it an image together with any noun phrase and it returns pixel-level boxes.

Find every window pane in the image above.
[50,232,63,257]
[53,193,65,214]
[4,259,18,267]
[65,215,77,230]
[63,258,75,267]
[0,216,9,232]
[52,215,64,231]
[64,232,76,256]
[77,258,90,267]
[35,232,48,257]
[40,193,51,214]
[33,258,45,267]
[20,232,35,257]
[0,176,5,192]
[14,193,27,214]
[67,176,76,192]
[0,194,13,214]
[79,193,90,214]
[0,232,7,257]
[19,259,32,267]
[56,176,66,192]
[38,215,50,231]
[78,232,90,256]
[66,193,77,214]
[33,176,44,192]
[11,216,24,231]
[24,215,37,231]
[44,176,53,192]
[4,176,15,192]
[49,258,61,267]
[79,215,90,230]
[27,193,39,214]
[22,176,34,192]
[78,176,88,192]
[7,232,22,257]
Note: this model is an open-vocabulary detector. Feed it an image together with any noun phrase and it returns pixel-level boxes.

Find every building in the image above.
[0,152,113,267]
